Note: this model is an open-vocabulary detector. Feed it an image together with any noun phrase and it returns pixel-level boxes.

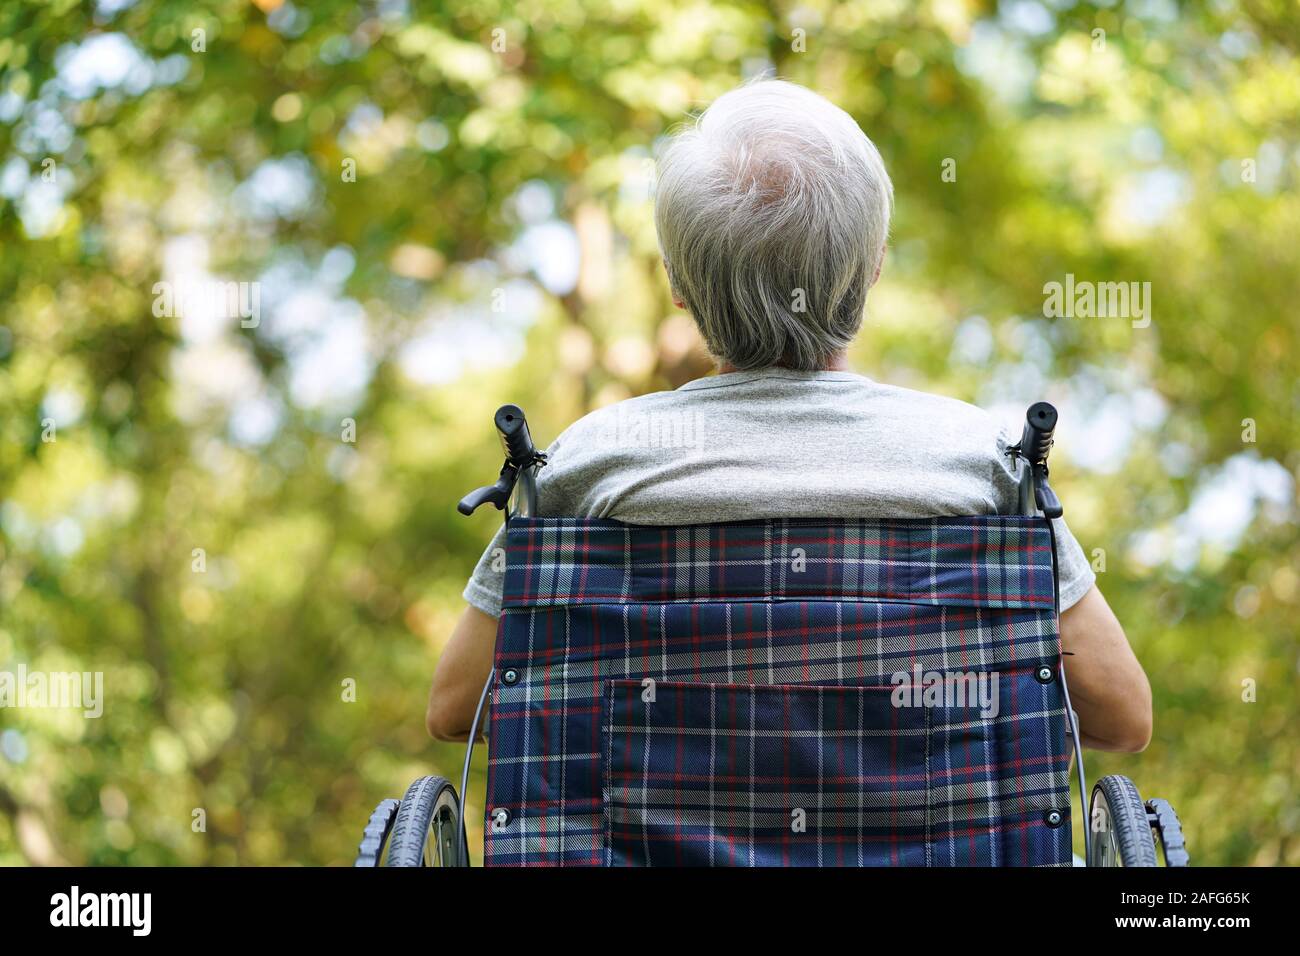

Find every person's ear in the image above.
[663,258,686,309]
[871,247,885,287]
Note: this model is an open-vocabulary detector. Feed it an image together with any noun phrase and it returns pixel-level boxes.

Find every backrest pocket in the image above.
[601,680,929,867]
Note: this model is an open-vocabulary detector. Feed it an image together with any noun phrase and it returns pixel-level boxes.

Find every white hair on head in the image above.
[654,78,893,370]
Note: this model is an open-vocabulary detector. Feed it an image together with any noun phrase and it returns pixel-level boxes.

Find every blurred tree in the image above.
[0,0,1295,865]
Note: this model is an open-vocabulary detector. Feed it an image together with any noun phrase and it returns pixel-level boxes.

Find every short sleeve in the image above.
[1050,517,1096,611]
[462,521,509,618]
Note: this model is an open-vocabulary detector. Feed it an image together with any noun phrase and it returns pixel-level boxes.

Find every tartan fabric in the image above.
[500,517,1056,611]
[484,516,1072,867]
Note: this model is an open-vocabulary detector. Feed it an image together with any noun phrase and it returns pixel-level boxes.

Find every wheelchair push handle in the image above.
[495,404,539,467]
[1019,401,1057,466]
[1012,401,1063,520]
[458,404,547,518]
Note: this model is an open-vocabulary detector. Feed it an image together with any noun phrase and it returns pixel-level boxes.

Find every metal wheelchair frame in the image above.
[357,401,1188,868]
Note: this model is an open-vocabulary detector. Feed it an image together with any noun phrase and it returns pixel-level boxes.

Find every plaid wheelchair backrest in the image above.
[483,516,1073,867]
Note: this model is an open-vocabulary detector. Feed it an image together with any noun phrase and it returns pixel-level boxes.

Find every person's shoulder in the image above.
[868,381,1009,441]
[542,388,689,477]
[865,383,1021,508]
[553,388,684,446]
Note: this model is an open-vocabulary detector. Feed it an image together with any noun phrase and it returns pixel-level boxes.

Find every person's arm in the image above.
[1058,584,1152,752]
[426,605,498,742]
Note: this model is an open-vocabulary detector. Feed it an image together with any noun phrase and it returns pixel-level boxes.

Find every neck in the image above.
[717,352,850,374]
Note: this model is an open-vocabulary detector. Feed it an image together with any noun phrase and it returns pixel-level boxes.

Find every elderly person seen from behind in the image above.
[427,78,1152,754]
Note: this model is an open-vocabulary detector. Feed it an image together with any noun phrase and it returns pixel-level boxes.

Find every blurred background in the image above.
[0,0,1296,866]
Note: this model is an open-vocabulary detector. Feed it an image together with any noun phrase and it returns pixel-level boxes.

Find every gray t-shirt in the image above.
[463,369,1095,617]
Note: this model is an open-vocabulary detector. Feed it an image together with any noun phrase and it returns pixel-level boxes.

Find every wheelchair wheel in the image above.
[385,776,465,867]
[1089,775,1158,867]
[1147,798,1191,867]
[353,798,401,867]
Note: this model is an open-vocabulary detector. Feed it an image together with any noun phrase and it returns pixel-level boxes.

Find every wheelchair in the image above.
[356,401,1188,867]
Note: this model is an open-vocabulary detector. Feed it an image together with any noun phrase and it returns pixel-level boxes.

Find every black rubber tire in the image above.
[353,798,401,867]
[1089,775,1158,867]
[1147,798,1191,867]
[386,776,464,867]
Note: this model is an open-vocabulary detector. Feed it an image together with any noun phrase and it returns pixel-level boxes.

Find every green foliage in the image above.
[0,0,1296,865]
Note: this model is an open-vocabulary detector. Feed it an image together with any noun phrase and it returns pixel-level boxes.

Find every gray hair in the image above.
[654,79,893,370]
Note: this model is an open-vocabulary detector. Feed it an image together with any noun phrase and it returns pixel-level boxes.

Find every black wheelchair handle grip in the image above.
[1020,401,1058,465]
[1034,478,1063,520]
[457,469,515,515]
[495,404,537,467]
